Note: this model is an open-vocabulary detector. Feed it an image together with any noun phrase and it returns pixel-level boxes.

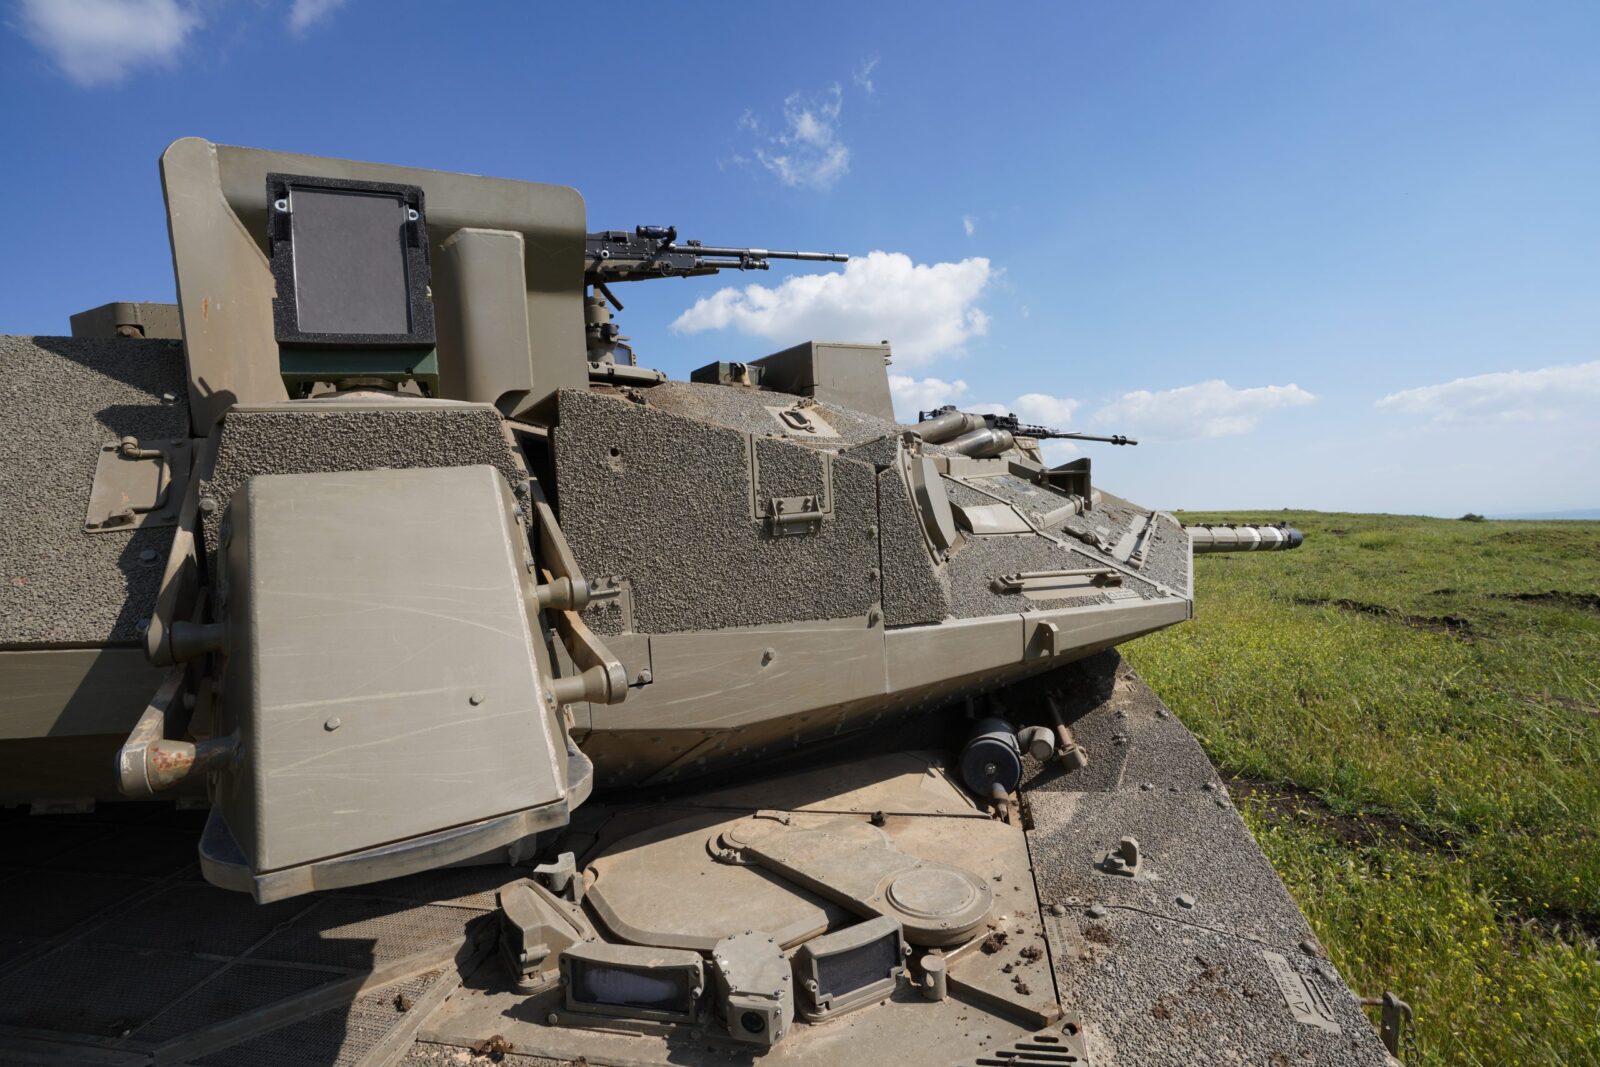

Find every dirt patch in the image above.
[1227,777,1454,851]
[980,930,1009,954]
[1294,596,1476,638]
[1491,590,1600,613]
[1083,925,1114,946]
[470,1035,515,1062]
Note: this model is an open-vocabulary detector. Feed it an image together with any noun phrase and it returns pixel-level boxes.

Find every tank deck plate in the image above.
[0,654,1394,1066]
[0,806,501,1066]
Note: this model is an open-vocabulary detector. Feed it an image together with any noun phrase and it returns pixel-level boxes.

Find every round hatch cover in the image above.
[885,867,979,920]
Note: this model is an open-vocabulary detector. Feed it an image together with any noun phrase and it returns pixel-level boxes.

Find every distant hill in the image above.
[1487,508,1600,520]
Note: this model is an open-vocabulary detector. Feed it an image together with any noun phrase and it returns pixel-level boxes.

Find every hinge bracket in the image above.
[85,436,190,533]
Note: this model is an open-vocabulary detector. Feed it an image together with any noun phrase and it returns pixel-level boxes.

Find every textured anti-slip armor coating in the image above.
[0,335,189,645]
[553,388,879,634]
[199,402,527,573]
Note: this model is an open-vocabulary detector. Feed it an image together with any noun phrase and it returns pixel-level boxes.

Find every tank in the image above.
[0,140,1400,1067]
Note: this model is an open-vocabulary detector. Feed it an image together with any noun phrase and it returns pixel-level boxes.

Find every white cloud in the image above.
[853,55,879,95]
[1093,379,1315,440]
[889,375,968,421]
[744,83,850,190]
[289,0,349,33]
[17,0,199,87]
[1012,392,1080,427]
[962,215,976,237]
[1375,360,1600,424]
[1040,440,1080,465]
[672,251,993,365]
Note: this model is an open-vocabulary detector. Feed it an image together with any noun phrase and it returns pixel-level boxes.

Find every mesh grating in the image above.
[0,943,222,1036]
[249,899,473,971]
[0,872,150,939]
[103,882,307,957]
[0,938,39,967]
[46,823,203,878]
[132,962,338,1043]
[336,864,509,910]
[0,801,488,1061]
[0,817,113,869]
[193,967,447,1067]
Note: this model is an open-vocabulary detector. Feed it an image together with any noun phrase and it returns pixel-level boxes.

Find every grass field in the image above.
[1121,511,1600,1067]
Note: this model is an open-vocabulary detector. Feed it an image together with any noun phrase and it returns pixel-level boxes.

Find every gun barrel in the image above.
[1186,524,1304,553]
[673,245,849,263]
[1009,424,1136,446]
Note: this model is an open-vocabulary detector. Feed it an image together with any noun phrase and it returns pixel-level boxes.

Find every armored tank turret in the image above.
[0,140,1399,1067]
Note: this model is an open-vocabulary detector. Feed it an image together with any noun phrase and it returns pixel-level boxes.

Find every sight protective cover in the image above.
[266,172,435,347]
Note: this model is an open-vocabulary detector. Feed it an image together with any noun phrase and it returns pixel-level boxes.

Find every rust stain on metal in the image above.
[146,742,197,786]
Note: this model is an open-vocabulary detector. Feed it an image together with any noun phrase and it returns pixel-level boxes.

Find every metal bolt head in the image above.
[638,669,653,684]
[273,198,289,212]
[198,496,218,514]
[1049,903,1066,916]
[1176,893,1197,910]
[1086,904,1107,919]
[139,549,158,562]
[547,1012,559,1025]
[324,717,341,731]
[468,692,484,706]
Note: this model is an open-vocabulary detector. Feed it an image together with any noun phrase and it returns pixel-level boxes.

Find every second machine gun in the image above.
[916,404,1138,458]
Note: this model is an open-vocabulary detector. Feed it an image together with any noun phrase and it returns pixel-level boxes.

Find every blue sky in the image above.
[3,0,1597,515]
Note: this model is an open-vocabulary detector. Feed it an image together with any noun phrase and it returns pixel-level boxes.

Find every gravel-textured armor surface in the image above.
[635,379,903,449]
[200,403,527,572]
[838,433,907,471]
[874,467,951,626]
[1015,654,1388,1067]
[0,335,189,644]
[554,388,878,634]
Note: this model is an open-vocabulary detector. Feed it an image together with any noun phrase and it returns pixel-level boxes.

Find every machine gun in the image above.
[915,404,1137,458]
[586,225,847,289]
[583,226,848,369]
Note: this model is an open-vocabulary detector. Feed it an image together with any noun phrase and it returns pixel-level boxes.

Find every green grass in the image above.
[1122,511,1600,1067]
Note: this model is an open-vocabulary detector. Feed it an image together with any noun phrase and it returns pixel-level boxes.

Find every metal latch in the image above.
[768,495,825,536]
[85,436,190,533]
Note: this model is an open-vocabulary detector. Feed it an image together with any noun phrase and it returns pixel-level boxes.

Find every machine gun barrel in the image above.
[1186,524,1304,553]
[678,245,848,263]
[586,226,848,284]
[1016,427,1137,446]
